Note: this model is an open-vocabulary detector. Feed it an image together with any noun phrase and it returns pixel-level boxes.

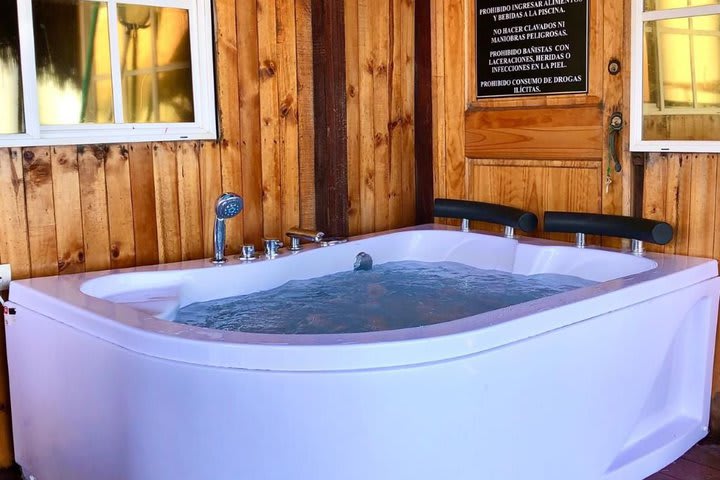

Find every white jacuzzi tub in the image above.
[6,225,720,480]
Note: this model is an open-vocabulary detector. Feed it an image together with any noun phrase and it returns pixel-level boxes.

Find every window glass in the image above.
[642,13,720,140]
[0,1,25,134]
[32,0,115,125]
[118,5,194,123]
[645,0,720,11]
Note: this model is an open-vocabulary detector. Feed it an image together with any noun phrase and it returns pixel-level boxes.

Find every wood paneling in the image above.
[313,0,349,236]
[435,0,629,239]
[468,159,602,240]
[465,105,604,160]
[644,115,720,141]
[345,0,416,235]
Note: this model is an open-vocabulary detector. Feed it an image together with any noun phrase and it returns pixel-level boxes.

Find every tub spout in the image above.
[286,227,325,251]
[212,193,244,264]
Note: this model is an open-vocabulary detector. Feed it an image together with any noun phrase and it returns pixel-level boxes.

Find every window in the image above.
[0,0,216,147]
[631,0,720,151]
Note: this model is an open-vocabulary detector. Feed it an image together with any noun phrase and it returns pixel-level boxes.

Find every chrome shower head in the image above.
[215,192,244,220]
[212,193,244,264]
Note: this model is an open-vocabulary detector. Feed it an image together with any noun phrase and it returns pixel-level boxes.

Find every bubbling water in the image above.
[174,260,596,334]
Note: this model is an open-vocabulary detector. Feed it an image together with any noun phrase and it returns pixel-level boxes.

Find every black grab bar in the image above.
[543,211,673,254]
[434,198,538,237]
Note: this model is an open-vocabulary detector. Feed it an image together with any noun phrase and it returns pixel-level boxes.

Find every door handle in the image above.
[608,112,623,173]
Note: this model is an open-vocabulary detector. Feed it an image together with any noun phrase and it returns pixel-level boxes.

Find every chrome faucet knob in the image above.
[240,244,256,261]
[263,238,283,258]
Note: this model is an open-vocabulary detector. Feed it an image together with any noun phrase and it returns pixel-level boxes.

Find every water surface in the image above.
[175,261,596,334]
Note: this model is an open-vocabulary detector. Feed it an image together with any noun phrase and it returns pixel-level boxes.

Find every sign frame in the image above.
[476,0,590,99]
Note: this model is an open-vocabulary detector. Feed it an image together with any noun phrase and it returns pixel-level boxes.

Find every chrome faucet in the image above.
[286,227,325,251]
[211,192,244,264]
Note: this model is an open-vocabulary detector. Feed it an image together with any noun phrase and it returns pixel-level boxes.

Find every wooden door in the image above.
[433,0,631,242]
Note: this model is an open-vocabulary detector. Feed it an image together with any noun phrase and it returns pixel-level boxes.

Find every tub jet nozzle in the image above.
[354,252,373,271]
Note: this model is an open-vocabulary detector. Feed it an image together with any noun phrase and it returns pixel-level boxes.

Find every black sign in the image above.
[476,0,589,98]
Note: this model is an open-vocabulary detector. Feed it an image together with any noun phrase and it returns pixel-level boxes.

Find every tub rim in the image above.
[7,224,719,371]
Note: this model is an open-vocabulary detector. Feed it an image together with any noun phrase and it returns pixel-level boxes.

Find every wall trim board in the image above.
[414,0,433,223]
[312,0,349,236]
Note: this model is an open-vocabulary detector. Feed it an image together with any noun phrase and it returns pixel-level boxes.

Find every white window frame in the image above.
[631,2,720,152]
[1,0,216,147]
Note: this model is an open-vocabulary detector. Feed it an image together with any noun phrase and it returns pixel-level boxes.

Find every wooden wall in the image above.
[0,0,416,467]
[345,0,416,235]
[432,0,630,236]
[0,0,316,281]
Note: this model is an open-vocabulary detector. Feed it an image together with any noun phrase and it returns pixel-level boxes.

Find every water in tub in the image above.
[174,260,596,334]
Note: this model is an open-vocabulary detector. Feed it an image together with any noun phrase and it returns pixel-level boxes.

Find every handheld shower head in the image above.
[215,192,244,220]
[212,193,244,263]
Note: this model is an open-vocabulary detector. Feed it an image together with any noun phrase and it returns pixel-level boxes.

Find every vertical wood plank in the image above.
[642,153,668,254]
[401,0,416,226]
[277,0,301,235]
[238,0,264,246]
[372,0,390,232]
[127,143,159,266]
[312,0,349,236]
[177,142,205,260]
[443,0,466,201]
[23,147,59,277]
[78,146,111,272]
[388,0,403,228]
[50,146,85,274]
[601,0,631,248]
[258,0,283,239]
[105,145,136,269]
[431,0,446,203]
[0,149,31,279]
[687,154,717,258]
[345,0,362,235]
[199,141,223,258]
[216,0,244,253]
[358,0,376,232]
[152,142,182,263]
[296,0,316,229]
[671,154,692,256]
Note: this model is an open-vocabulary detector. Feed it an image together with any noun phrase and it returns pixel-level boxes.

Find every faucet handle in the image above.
[239,244,256,261]
[263,238,283,257]
[286,227,325,251]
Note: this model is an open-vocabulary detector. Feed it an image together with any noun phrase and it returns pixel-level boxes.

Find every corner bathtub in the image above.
[6,225,720,480]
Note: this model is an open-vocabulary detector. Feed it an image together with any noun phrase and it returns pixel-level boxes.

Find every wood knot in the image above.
[57,154,68,165]
[77,251,85,263]
[23,150,34,162]
[388,117,403,131]
[279,94,294,118]
[348,85,357,98]
[120,147,130,159]
[93,145,109,161]
[260,60,277,79]
[374,132,388,147]
[111,244,120,258]
[365,59,375,75]
[376,63,388,75]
